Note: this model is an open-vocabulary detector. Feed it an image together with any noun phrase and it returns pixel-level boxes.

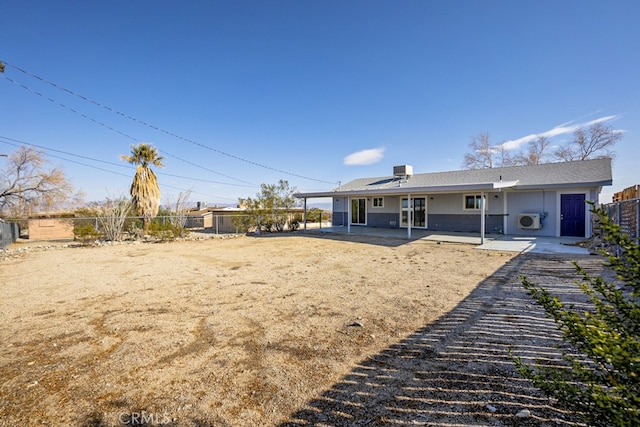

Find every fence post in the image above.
[617,203,622,230]
[636,199,640,240]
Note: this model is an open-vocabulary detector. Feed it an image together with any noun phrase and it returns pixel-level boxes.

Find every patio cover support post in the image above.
[407,193,412,239]
[347,197,351,234]
[480,191,486,245]
[502,191,508,235]
[303,198,307,231]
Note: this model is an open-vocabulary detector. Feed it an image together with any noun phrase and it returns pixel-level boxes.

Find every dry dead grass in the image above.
[1,233,587,426]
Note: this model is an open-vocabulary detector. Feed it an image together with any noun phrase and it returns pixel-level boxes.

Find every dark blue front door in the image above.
[560,194,586,237]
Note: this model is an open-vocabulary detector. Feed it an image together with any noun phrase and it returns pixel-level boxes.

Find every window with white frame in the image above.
[463,194,487,210]
[372,197,384,208]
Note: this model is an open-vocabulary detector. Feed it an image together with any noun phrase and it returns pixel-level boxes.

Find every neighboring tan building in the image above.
[28,217,74,240]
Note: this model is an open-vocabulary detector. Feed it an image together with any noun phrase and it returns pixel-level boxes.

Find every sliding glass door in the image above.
[351,198,366,225]
[401,197,426,228]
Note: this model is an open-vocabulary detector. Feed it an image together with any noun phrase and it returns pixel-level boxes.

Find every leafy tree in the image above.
[554,122,622,161]
[306,207,324,222]
[120,143,164,234]
[238,180,300,233]
[515,205,640,426]
[0,145,78,216]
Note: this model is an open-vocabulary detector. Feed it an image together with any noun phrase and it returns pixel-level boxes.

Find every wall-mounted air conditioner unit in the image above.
[518,213,542,230]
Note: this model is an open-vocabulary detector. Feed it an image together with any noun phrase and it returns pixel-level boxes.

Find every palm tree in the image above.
[120,143,165,234]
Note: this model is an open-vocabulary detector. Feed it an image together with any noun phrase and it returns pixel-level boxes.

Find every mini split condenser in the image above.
[518,213,542,229]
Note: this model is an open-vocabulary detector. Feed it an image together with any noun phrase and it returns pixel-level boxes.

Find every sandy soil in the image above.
[0,233,599,426]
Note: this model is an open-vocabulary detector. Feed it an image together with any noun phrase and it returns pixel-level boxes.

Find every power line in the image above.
[0,135,257,188]
[0,73,256,186]
[2,60,338,185]
[0,137,242,201]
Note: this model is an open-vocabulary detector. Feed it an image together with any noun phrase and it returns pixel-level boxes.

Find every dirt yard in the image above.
[1,233,596,426]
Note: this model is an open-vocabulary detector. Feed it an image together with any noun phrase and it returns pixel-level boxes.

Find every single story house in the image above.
[295,158,612,241]
[186,205,308,234]
[185,209,214,229]
[185,206,245,233]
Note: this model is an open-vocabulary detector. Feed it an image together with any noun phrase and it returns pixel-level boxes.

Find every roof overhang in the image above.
[512,179,613,191]
[295,180,519,198]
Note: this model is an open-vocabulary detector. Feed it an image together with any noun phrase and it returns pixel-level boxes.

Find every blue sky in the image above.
[1,1,638,206]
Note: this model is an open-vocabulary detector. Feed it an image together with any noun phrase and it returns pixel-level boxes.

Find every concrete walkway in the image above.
[301,225,590,255]
[476,235,589,255]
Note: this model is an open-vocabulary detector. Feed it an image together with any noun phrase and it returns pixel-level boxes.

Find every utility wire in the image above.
[2,60,338,185]
[0,135,256,190]
[0,137,242,201]
[0,73,256,186]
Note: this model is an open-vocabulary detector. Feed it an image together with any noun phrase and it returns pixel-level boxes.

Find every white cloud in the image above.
[499,115,619,151]
[343,148,385,165]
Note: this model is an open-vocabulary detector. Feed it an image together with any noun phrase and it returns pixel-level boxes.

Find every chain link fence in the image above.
[602,198,640,240]
[0,219,19,249]
[73,215,250,239]
[1,215,253,244]
[1,212,329,246]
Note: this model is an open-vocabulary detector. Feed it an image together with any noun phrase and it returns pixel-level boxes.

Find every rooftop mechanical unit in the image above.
[393,165,413,178]
[518,213,542,230]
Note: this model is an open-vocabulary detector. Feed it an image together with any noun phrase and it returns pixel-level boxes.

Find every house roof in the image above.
[295,158,613,198]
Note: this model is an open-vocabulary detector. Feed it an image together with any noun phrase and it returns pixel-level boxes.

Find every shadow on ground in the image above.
[248,231,418,248]
[281,253,607,426]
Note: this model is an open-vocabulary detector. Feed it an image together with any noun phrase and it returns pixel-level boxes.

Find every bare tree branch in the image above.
[0,146,77,216]
[462,122,621,169]
[511,136,550,166]
[554,123,621,161]
[496,145,515,167]
[165,190,192,228]
[461,132,495,169]
[97,196,133,241]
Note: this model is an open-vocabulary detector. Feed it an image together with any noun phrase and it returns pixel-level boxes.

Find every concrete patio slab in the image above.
[301,225,590,254]
[476,235,590,255]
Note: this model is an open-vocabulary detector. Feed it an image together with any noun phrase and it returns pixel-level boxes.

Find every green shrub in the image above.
[260,217,274,233]
[232,214,251,233]
[515,205,640,426]
[289,213,301,231]
[148,220,189,240]
[305,207,323,222]
[74,223,102,242]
